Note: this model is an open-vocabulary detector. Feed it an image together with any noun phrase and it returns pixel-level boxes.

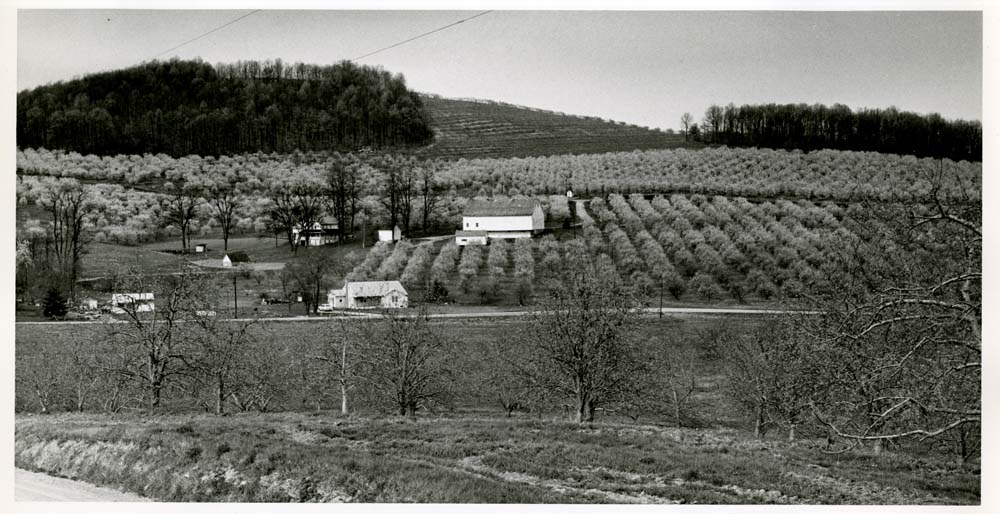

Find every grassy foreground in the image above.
[15,413,978,504]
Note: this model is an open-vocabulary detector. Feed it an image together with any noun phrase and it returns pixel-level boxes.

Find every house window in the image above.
[475,222,479,227]
[465,222,469,228]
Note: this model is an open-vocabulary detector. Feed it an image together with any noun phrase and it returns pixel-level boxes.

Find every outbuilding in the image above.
[378,225,402,242]
[222,251,251,268]
[455,230,488,246]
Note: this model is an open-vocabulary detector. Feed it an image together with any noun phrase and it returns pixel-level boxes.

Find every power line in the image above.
[351,11,492,62]
[150,10,262,61]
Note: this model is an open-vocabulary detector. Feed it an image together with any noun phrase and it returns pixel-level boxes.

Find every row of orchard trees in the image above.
[18,144,982,204]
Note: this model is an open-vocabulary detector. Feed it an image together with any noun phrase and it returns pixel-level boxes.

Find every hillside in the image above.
[16,59,433,156]
[418,95,698,159]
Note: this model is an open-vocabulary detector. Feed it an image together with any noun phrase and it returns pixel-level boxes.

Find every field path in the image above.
[14,468,150,502]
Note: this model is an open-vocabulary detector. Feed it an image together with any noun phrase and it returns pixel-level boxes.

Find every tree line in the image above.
[683,103,981,162]
[16,58,434,157]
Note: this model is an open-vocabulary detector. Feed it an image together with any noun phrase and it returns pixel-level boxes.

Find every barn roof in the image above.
[225,251,250,263]
[346,281,407,297]
[463,199,540,217]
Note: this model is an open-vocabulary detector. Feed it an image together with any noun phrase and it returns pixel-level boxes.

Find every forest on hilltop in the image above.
[695,103,981,162]
[16,59,434,156]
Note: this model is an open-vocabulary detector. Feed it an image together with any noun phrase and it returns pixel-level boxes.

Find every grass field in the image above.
[14,412,979,503]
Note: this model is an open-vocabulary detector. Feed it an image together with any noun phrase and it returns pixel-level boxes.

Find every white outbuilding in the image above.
[328,281,408,309]
[378,225,402,242]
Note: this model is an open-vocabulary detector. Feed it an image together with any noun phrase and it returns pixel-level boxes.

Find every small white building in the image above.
[378,225,402,242]
[194,243,207,253]
[456,199,545,244]
[328,281,408,309]
[455,230,488,246]
[111,293,154,314]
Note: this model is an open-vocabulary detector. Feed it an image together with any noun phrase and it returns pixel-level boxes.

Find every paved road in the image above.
[16,306,813,326]
[14,468,150,502]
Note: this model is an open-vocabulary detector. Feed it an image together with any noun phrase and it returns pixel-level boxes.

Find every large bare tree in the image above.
[101,268,213,410]
[799,163,980,456]
[355,310,453,417]
[520,266,642,423]
[36,178,94,299]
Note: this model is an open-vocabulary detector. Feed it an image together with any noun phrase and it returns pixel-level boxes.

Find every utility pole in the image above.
[233,271,238,318]
[659,273,664,319]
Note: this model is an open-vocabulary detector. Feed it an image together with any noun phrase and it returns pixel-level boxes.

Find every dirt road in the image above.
[14,468,150,502]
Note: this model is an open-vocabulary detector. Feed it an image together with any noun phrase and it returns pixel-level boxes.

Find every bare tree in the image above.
[379,157,416,233]
[161,180,201,252]
[680,112,694,140]
[711,321,811,439]
[288,250,342,314]
[312,321,361,415]
[800,164,980,454]
[36,178,93,299]
[101,268,212,410]
[355,309,453,417]
[204,180,242,252]
[520,266,642,423]
[418,164,438,231]
[327,157,362,240]
[191,316,261,414]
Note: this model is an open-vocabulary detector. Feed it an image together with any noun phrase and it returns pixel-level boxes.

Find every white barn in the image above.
[456,199,544,245]
[328,281,408,309]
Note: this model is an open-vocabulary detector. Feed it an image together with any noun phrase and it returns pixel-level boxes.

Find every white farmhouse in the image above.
[292,216,339,246]
[111,293,155,314]
[328,281,408,309]
[456,199,544,245]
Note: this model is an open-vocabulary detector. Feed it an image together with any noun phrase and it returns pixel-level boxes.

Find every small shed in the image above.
[378,225,402,242]
[195,243,207,253]
[222,251,250,268]
[79,296,99,311]
[455,230,488,246]
[566,190,574,199]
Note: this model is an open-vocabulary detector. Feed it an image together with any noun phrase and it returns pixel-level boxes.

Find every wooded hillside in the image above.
[16,59,434,156]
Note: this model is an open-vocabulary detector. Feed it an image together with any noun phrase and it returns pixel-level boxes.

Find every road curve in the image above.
[15,468,150,502]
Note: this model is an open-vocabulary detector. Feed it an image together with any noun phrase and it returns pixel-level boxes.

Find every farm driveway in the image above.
[14,468,150,502]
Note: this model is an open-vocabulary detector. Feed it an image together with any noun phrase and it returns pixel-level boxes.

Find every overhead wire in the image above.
[150,10,262,60]
[350,11,493,62]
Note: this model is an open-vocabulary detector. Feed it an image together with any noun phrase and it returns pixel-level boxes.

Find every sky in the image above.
[16,9,983,131]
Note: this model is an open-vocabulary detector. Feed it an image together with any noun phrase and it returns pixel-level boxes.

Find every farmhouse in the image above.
[110,293,154,314]
[292,216,339,246]
[222,251,251,267]
[456,199,544,245]
[328,281,408,309]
